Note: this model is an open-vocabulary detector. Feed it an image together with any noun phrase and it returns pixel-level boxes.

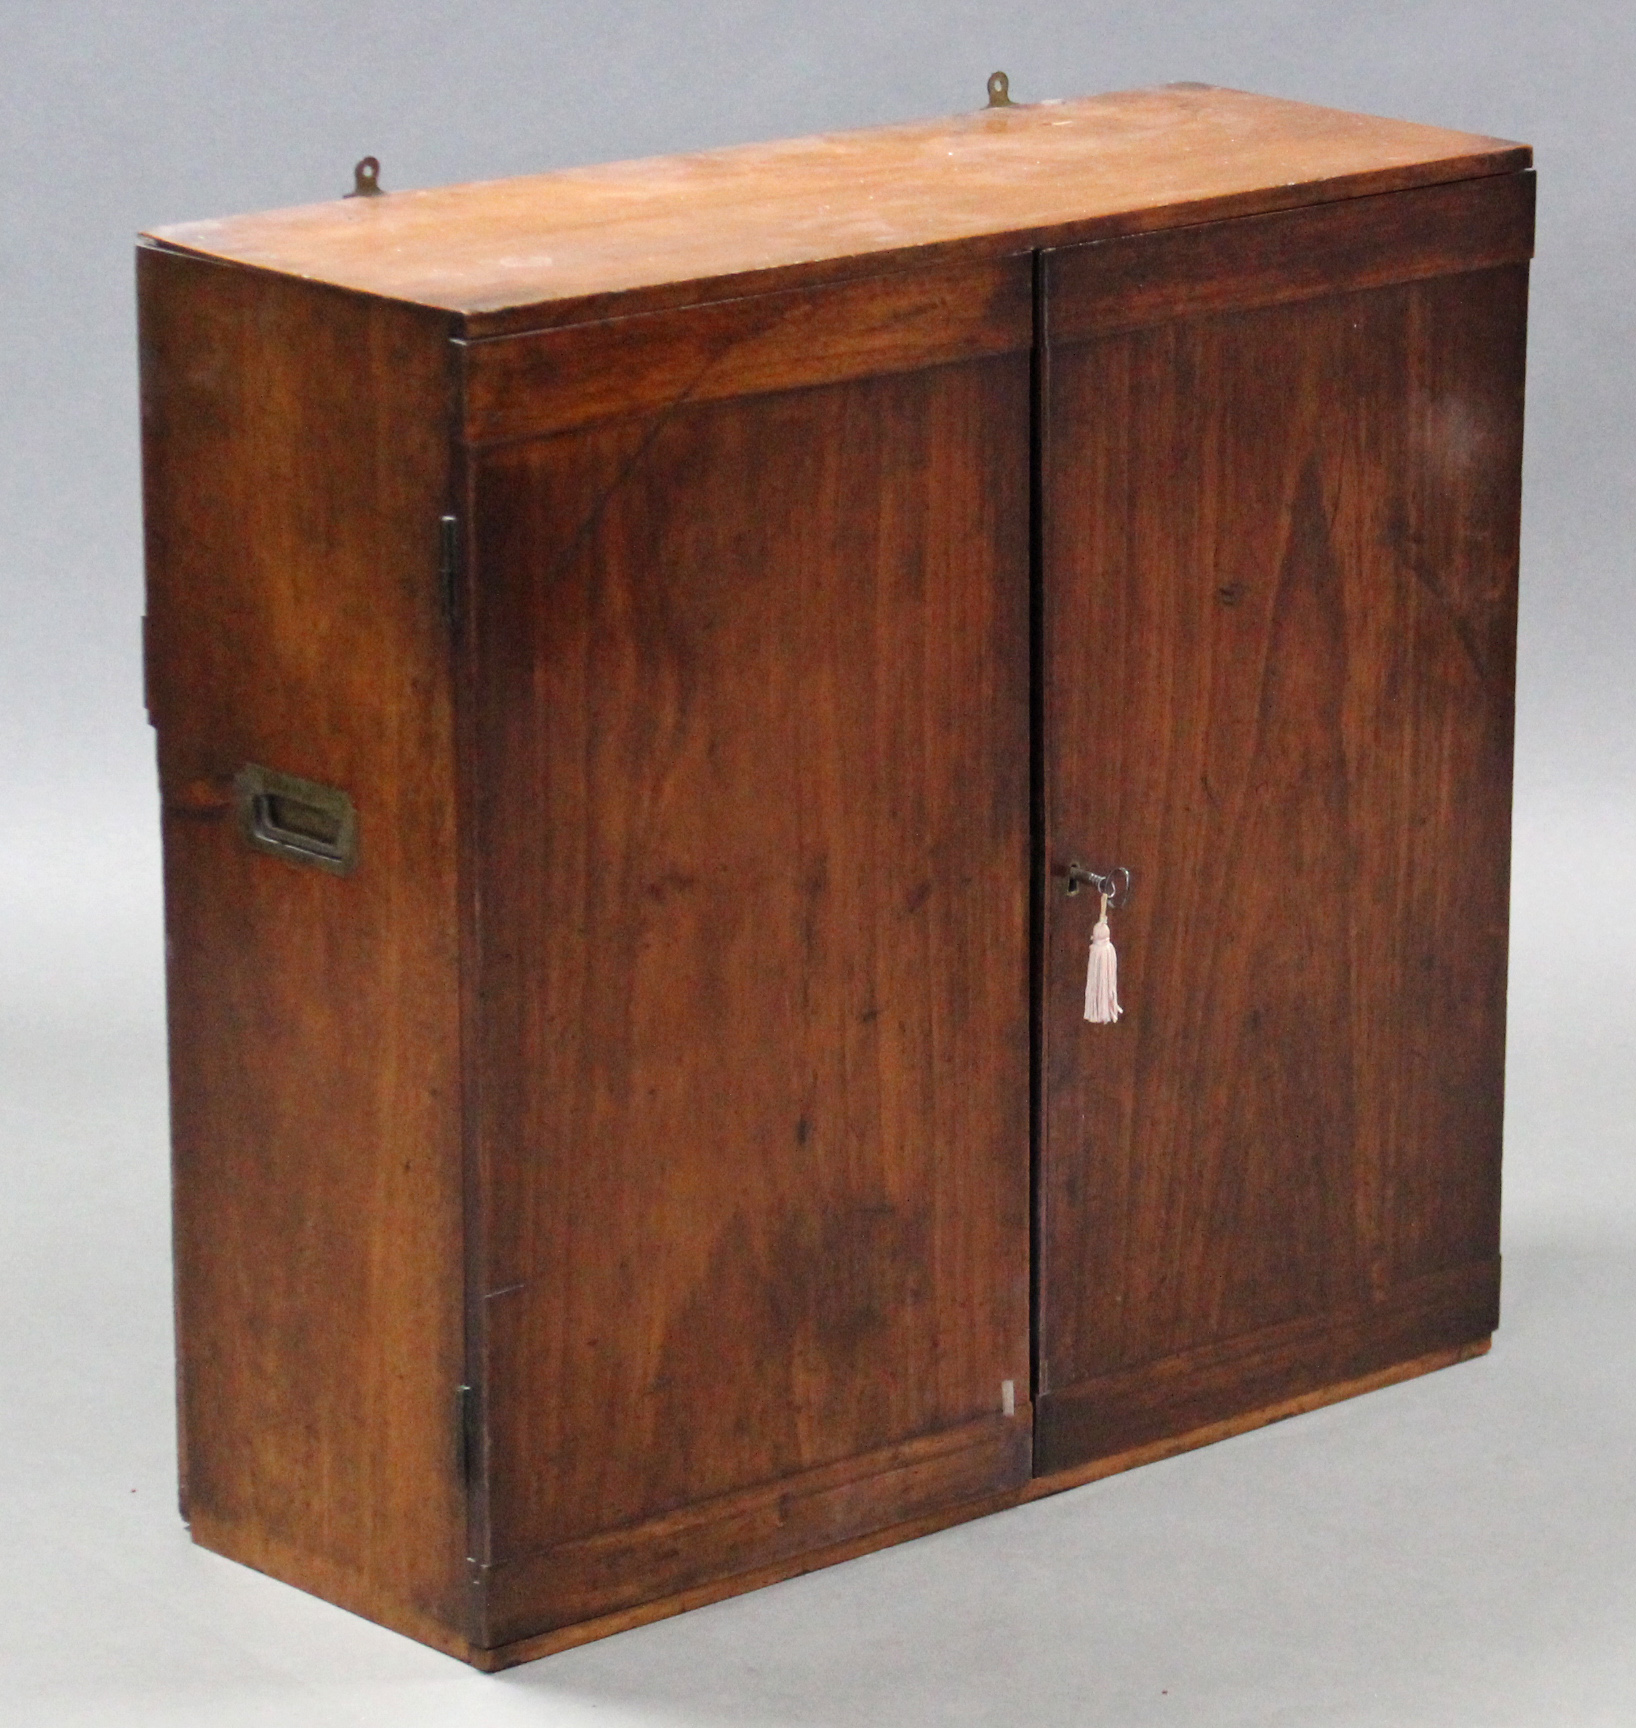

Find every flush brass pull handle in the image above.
[234,765,358,875]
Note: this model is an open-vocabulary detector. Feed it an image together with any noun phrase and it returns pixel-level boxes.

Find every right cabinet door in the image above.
[1035,175,1533,1476]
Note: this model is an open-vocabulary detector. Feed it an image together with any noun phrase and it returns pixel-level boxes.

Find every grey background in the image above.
[3,3,1632,1722]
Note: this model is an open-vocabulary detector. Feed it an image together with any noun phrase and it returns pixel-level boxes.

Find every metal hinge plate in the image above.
[457,1382,478,1488]
[141,613,155,728]
[439,514,461,630]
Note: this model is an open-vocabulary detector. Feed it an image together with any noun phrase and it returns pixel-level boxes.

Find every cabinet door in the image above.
[460,260,1034,1646]
[1036,178,1533,1474]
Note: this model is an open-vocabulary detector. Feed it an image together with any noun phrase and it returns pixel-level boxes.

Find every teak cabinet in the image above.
[138,84,1531,1668]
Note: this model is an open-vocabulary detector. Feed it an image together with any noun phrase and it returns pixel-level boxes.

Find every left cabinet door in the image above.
[457,259,1035,1650]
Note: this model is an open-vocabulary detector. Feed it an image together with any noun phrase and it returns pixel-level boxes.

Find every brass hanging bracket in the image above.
[986,71,1015,107]
[345,156,384,198]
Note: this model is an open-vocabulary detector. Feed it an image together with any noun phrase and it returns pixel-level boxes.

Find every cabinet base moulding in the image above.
[479,1408,1034,1646]
[1035,1258,1501,1475]
[465,1334,1490,1671]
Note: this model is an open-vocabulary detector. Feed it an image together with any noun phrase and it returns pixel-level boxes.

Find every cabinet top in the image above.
[141,83,1528,337]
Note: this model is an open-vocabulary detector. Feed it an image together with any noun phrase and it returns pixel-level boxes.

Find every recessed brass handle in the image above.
[235,765,358,875]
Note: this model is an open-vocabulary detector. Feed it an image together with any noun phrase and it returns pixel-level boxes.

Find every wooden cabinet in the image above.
[139,84,1531,1668]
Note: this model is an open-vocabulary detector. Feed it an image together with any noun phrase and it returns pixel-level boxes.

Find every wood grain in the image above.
[1037,221,1527,1468]
[460,256,1031,445]
[1045,171,1535,342]
[464,353,1033,1596]
[139,247,470,1643]
[143,85,1527,334]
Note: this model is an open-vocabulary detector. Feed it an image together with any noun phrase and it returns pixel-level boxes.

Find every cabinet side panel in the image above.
[138,248,469,1646]
[1038,259,1525,1455]
[468,346,1033,1630]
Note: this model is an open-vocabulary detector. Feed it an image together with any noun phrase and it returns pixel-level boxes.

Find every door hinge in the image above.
[439,514,461,631]
[456,1382,478,1488]
[141,613,155,729]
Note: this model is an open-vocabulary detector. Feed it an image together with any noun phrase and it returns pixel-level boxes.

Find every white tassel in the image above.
[1083,892,1122,1024]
